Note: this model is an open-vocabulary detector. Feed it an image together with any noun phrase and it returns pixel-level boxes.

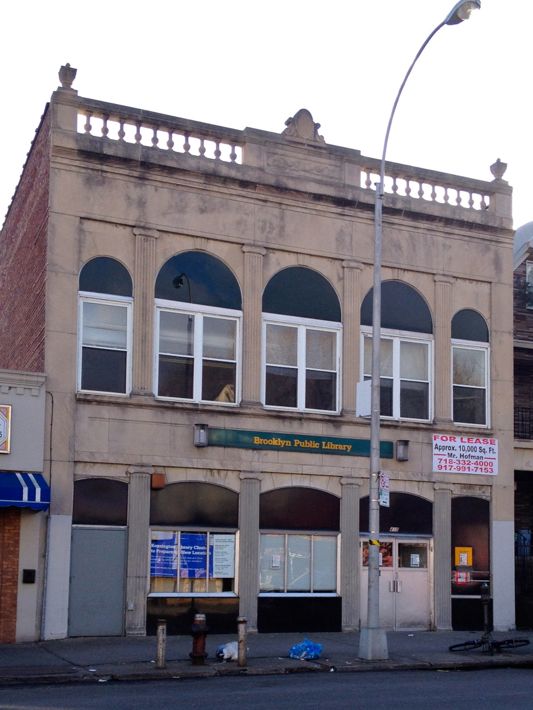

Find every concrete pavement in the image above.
[1,630,533,686]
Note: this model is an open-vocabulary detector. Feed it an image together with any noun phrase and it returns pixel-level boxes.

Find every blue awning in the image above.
[0,472,50,511]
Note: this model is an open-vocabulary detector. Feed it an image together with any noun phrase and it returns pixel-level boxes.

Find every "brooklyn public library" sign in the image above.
[205,427,394,458]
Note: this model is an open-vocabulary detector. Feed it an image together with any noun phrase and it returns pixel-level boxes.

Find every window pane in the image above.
[380,377,393,417]
[83,302,127,349]
[150,531,178,593]
[266,324,297,365]
[400,380,428,419]
[203,317,236,360]
[202,361,236,402]
[452,309,488,342]
[305,370,336,411]
[158,355,194,398]
[260,535,285,592]
[400,341,428,380]
[80,257,132,297]
[159,311,194,356]
[82,348,127,392]
[453,386,486,424]
[364,337,392,377]
[265,366,297,407]
[453,347,485,387]
[287,535,311,591]
[179,532,207,580]
[209,534,236,593]
[362,541,393,567]
[313,537,337,591]
[306,330,336,370]
[398,543,428,569]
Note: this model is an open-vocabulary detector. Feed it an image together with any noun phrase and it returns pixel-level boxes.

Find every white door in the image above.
[360,538,432,630]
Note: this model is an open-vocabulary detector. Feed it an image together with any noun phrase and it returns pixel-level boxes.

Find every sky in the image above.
[1,0,531,231]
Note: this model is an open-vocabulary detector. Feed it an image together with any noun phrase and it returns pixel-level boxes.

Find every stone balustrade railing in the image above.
[359,159,492,212]
[76,101,243,165]
[74,99,507,220]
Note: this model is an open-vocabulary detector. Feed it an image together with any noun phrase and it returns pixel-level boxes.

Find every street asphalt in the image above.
[1,630,533,686]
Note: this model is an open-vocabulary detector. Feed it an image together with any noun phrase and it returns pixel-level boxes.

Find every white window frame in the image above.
[261,313,342,414]
[154,299,242,405]
[360,326,433,422]
[451,339,490,428]
[77,292,133,395]
[148,527,239,598]
[258,532,340,597]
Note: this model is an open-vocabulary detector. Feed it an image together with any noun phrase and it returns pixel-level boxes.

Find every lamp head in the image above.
[445,0,481,25]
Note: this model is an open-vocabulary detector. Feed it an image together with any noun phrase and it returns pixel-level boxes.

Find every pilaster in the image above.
[125,467,152,636]
[241,246,266,406]
[342,262,363,415]
[340,477,361,630]
[238,471,262,631]
[434,275,454,424]
[132,228,159,395]
[433,485,452,629]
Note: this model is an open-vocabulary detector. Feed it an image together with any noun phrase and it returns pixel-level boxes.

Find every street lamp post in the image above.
[358,0,481,661]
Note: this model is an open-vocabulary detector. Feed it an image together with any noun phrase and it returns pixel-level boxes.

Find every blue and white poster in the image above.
[150,532,177,578]
[180,532,208,579]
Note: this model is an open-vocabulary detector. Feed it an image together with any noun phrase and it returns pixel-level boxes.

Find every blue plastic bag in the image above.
[288,638,323,660]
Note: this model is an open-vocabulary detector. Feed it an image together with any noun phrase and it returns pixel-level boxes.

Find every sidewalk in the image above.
[1,630,533,686]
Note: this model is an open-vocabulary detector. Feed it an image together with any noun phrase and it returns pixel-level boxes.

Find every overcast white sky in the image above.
[1,1,530,230]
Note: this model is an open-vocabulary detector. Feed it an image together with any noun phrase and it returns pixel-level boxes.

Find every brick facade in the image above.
[0,109,50,372]
[0,509,21,643]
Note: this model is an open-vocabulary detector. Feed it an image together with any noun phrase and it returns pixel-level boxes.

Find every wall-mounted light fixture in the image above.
[193,423,209,447]
[395,440,409,462]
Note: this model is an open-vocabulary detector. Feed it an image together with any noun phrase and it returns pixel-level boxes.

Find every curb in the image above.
[2,653,533,687]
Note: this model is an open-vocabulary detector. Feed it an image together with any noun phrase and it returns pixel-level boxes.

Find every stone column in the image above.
[125,467,152,636]
[238,471,262,631]
[433,485,452,630]
[340,477,361,631]
[342,262,363,415]
[241,246,266,406]
[434,275,454,424]
[132,228,159,395]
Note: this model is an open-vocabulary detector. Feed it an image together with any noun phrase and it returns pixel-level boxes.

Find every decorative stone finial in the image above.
[490,158,507,182]
[58,63,77,90]
[282,109,325,144]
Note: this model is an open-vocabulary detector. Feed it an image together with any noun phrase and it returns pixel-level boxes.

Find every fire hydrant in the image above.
[190,612,208,665]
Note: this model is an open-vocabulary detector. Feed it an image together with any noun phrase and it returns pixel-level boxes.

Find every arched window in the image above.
[259,487,339,595]
[154,252,242,404]
[78,257,133,394]
[360,281,433,421]
[451,309,489,426]
[149,483,238,596]
[262,267,342,413]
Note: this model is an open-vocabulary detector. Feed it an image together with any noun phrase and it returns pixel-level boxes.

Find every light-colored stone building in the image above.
[0,65,515,640]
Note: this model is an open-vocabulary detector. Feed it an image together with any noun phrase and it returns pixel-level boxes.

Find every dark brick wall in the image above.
[514,258,533,343]
[0,509,21,643]
[0,108,50,371]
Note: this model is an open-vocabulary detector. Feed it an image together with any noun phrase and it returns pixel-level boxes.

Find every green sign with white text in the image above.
[206,428,394,458]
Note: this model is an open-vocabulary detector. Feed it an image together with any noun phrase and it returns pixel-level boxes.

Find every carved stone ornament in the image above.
[282,109,325,144]
[58,63,77,90]
[490,158,507,182]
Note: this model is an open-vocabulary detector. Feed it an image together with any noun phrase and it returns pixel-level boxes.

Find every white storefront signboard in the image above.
[212,534,235,578]
[432,434,498,475]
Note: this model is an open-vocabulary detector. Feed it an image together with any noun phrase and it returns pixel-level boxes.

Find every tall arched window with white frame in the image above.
[154,251,242,404]
[78,257,133,394]
[360,281,433,422]
[451,309,489,427]
[262,267,342,414]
